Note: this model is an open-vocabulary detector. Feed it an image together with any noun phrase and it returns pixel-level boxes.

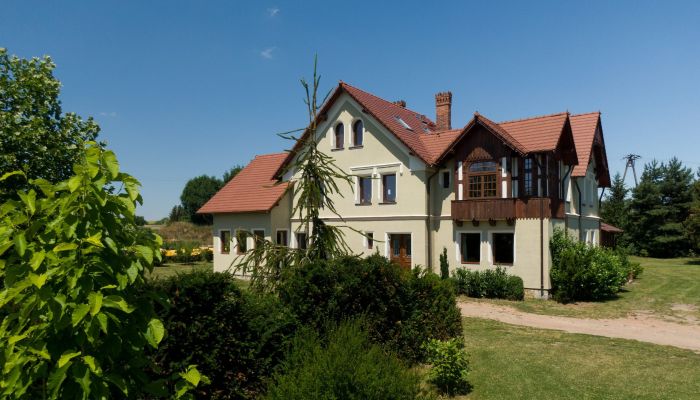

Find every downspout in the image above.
[561,165,572,234]
[532,155,547,298]
[426,169,439,271]
[574,180,583,242]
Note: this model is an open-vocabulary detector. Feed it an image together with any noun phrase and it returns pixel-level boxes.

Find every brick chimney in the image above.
[435,91,452,131]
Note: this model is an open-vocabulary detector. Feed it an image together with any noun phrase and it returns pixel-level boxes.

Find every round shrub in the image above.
[149,271,298,399]
[451,267,524,301]
[264,320,430,400]
[424,338,471,396]
[277,254,462,363]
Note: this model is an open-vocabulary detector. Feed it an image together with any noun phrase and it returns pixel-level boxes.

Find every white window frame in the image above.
[351,118,364,147]
[332,122,345,149]
[455,230,483,264]
[488,230,516,266]
[379,172,398,203]
[218,229,231,254]
[364,231,374,249]
[275,229,289,246]
[251,228,265,250]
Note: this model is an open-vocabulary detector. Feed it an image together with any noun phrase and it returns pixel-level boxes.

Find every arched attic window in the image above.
[334,123,344,149]
[353,120,363,146]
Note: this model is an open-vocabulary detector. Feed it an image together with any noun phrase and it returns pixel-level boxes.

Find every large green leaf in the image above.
[88,292,103,316]
[71,304,90,327]
[13,232,26,257]
[102,150,119,178]
[145,318,165,349]
[103,295,134,313]
[58,350,82,368]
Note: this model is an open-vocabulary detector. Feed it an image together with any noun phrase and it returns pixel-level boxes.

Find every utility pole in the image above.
[622,154,641,187]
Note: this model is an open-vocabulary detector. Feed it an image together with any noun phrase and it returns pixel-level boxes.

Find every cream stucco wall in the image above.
[431,218,553,290]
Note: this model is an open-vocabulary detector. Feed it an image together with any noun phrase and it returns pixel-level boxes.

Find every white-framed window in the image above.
[440,169,451,189]
[381,173,397,203]
[276,230,288,246]
[352,119,364,147]
[456,231,481,264]
[356,176,372,205]
[219,230,231,254]
[235,230,248,254]
[364,231,374,250]
[333,122,344,149]
[489,231,515,265]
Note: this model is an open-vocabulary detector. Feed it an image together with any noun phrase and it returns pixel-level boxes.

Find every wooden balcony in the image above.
[451,197,564,221]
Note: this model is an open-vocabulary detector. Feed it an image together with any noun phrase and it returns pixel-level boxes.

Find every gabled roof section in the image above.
[570,112,600,177]
[498,112,570,152]
[198,153,290,214]
[339,82,437,163]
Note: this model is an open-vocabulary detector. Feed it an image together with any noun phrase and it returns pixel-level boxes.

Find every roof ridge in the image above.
[340,82,435,124]
[254,152,288,158]
[498,111,569,125]
[570,111,601,118]
[475,114,527,152]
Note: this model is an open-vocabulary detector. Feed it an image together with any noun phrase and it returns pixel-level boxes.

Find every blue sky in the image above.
[2,0,699,219]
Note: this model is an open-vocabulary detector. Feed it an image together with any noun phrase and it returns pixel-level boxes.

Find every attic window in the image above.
[394,116,412,131]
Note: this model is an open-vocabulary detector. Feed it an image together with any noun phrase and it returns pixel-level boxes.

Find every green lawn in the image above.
[147,261,213,280]
[458,317,700,400]
[462,257,700,322]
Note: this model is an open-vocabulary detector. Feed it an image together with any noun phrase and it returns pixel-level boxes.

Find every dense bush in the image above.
[264,320,430,400]
[440,247,450,279]
[424,338,471,396]
[452,267,524,300]
[276,254,463,362]
[550,229,639,303]
[149,271,298,399]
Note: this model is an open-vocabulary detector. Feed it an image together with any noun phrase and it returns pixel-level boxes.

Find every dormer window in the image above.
[353,120,363,147]
[467,161,498,198]
[334,123,344,149]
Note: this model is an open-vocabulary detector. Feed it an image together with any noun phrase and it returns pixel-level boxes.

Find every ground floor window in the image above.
[236,230,247,254]
[253,230,264,249]
[460,233,480,263]
[492,232,514,264]
[220,230,231,254]
[276,230,288,246]
[366,232,374,250]
[296,232,308,250]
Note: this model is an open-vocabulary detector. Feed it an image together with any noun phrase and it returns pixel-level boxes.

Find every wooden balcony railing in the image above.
[451,197,564,221]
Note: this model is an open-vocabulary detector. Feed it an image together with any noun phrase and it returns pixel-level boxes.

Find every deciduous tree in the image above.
[179,175,222,225]
[0,48,100,198]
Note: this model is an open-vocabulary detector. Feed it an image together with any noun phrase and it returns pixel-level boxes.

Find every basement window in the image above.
[492,233,514,265]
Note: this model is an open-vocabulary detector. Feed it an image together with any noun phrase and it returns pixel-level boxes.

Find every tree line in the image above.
[601,158,700,258]
[168,165,243,225]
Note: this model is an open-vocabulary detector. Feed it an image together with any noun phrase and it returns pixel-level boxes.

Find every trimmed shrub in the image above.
[264,320,430,400]
[424,338,471,396]
[452,267,524,301]
[440,247,450,279]
[550,229,629,303]
[149,271,298,399]
[277,254,462,363]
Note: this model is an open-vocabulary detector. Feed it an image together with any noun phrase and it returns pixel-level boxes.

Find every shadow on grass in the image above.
[685,259,700,266]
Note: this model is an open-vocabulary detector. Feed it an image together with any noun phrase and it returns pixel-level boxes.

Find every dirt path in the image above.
[458,300,700,353]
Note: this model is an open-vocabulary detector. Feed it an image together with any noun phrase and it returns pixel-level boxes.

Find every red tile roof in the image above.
[569,112,600,177]
[276,82,604,178]
[601,222,624,233]
[340,82,438,163]
[498,112,570,152]
[197,153,290,214]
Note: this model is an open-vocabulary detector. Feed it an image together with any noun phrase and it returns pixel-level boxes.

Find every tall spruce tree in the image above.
[601,173,629,229]
[685,168,700,254]
[628,159,694,257]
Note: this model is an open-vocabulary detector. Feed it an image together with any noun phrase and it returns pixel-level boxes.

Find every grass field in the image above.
[147,261,213,280]
[461,257,700,322]
[458,317,700,400]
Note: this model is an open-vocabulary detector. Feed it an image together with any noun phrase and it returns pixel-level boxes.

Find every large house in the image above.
[198,82,610,297]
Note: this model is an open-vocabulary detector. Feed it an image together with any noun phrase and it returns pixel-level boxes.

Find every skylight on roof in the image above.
[394,116,412,131]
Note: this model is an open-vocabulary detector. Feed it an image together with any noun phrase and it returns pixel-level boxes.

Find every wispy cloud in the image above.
[99,111,117,117]
[267,7,280,17]
[260,47,276,60]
